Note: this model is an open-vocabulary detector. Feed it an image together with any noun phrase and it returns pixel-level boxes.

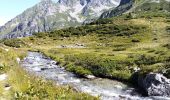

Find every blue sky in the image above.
[0,0,41,26]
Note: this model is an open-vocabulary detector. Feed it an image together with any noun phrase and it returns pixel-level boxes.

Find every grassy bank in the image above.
[0,46,97,99]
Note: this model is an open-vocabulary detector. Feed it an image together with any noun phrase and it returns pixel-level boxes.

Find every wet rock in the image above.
[150,96,170,100]
[139,73,170,97]
[50,61,57,65]
[32,67,41,72]
[115,85,123,89]
[85,75,96,79]
[41,68,49,71]
[119,95,126,99]
[41,65,56,70]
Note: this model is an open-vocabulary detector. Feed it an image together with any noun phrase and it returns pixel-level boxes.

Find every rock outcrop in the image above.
[138,73,170,97]
[100,0,134,18]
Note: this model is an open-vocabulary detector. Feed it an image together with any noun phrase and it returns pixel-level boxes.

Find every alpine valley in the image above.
[0,0,170,100]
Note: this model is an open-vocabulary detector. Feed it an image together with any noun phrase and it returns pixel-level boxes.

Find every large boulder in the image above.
[139,73,170,97]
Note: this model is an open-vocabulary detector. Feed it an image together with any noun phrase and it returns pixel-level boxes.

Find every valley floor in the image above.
[19,17,170,80]
[0,16,170,99]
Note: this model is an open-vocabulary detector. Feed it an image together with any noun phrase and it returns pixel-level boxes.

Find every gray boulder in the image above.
[139,73,170,97]
[85,75,96,79]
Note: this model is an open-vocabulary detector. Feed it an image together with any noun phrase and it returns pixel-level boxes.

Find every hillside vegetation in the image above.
[0,0,170,98]
[2,11,170,82]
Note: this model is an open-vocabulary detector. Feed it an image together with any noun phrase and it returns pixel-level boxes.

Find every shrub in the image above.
[38,18,147,38]
[111,70,131,81]
[166,26,170,32]
[34,32,47,38]
[112,47,126,51]
[89,18,113,25]
[163,44,170,49]
[29,37,35,41]
[64,53,132,81]
[132,39,140,42]
[0,64,8,74]
[125,13,134,20]
[166,19,170,23]
[3,39,26,48]
[135,54,160,65]
[66,63,92,76]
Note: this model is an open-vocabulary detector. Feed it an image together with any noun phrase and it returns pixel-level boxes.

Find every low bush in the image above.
[66,63,92,76]
[166,26,170,32]
[35,19,147,38]
[166,19,170,23]
[29,37,35,41]
[89,18,114,25]
[34,32,47,38]
[163,44,170,49]
[135,54,161,65]
[132,39,140,42]
[0,64,8,74]
[3,39,26,48]
[65,53,132,81]
[112,47,126,51]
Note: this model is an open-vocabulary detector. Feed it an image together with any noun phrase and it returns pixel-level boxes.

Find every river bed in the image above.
[21,52,169,100]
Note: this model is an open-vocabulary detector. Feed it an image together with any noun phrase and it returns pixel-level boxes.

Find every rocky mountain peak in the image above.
[100,0,134,18]
[58,0,75,6]
[58,0,120,7]
[0,0,121,39]
[41,0,53,3]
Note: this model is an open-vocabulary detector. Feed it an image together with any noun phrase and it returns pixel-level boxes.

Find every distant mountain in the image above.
[0,0,121,39]
[100,0,134,18]
[100,0,170,18]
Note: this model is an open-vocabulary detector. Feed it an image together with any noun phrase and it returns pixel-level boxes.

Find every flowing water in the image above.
[21,52,169,100]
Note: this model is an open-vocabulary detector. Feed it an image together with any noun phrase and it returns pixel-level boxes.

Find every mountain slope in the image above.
[0,0,121,39]
[100,0,170,19]
[134,0,170,12]
[100,0,134,18]
[2,7,170,93]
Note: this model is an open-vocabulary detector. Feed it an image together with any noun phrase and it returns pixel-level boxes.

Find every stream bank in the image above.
[21,52,170,100]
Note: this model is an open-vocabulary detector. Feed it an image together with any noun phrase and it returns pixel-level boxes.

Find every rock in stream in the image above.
[139,73,170,97]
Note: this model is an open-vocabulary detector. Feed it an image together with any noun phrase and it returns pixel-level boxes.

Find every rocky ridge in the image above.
[100,0,134,18]
[0,0,121,39]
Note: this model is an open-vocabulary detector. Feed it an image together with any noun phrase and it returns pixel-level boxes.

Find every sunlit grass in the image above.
[0,15,170,98]
[0,45,97,99]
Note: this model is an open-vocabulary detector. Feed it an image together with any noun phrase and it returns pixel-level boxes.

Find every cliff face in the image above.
[100,0,134,19]
[0,0,121,39]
